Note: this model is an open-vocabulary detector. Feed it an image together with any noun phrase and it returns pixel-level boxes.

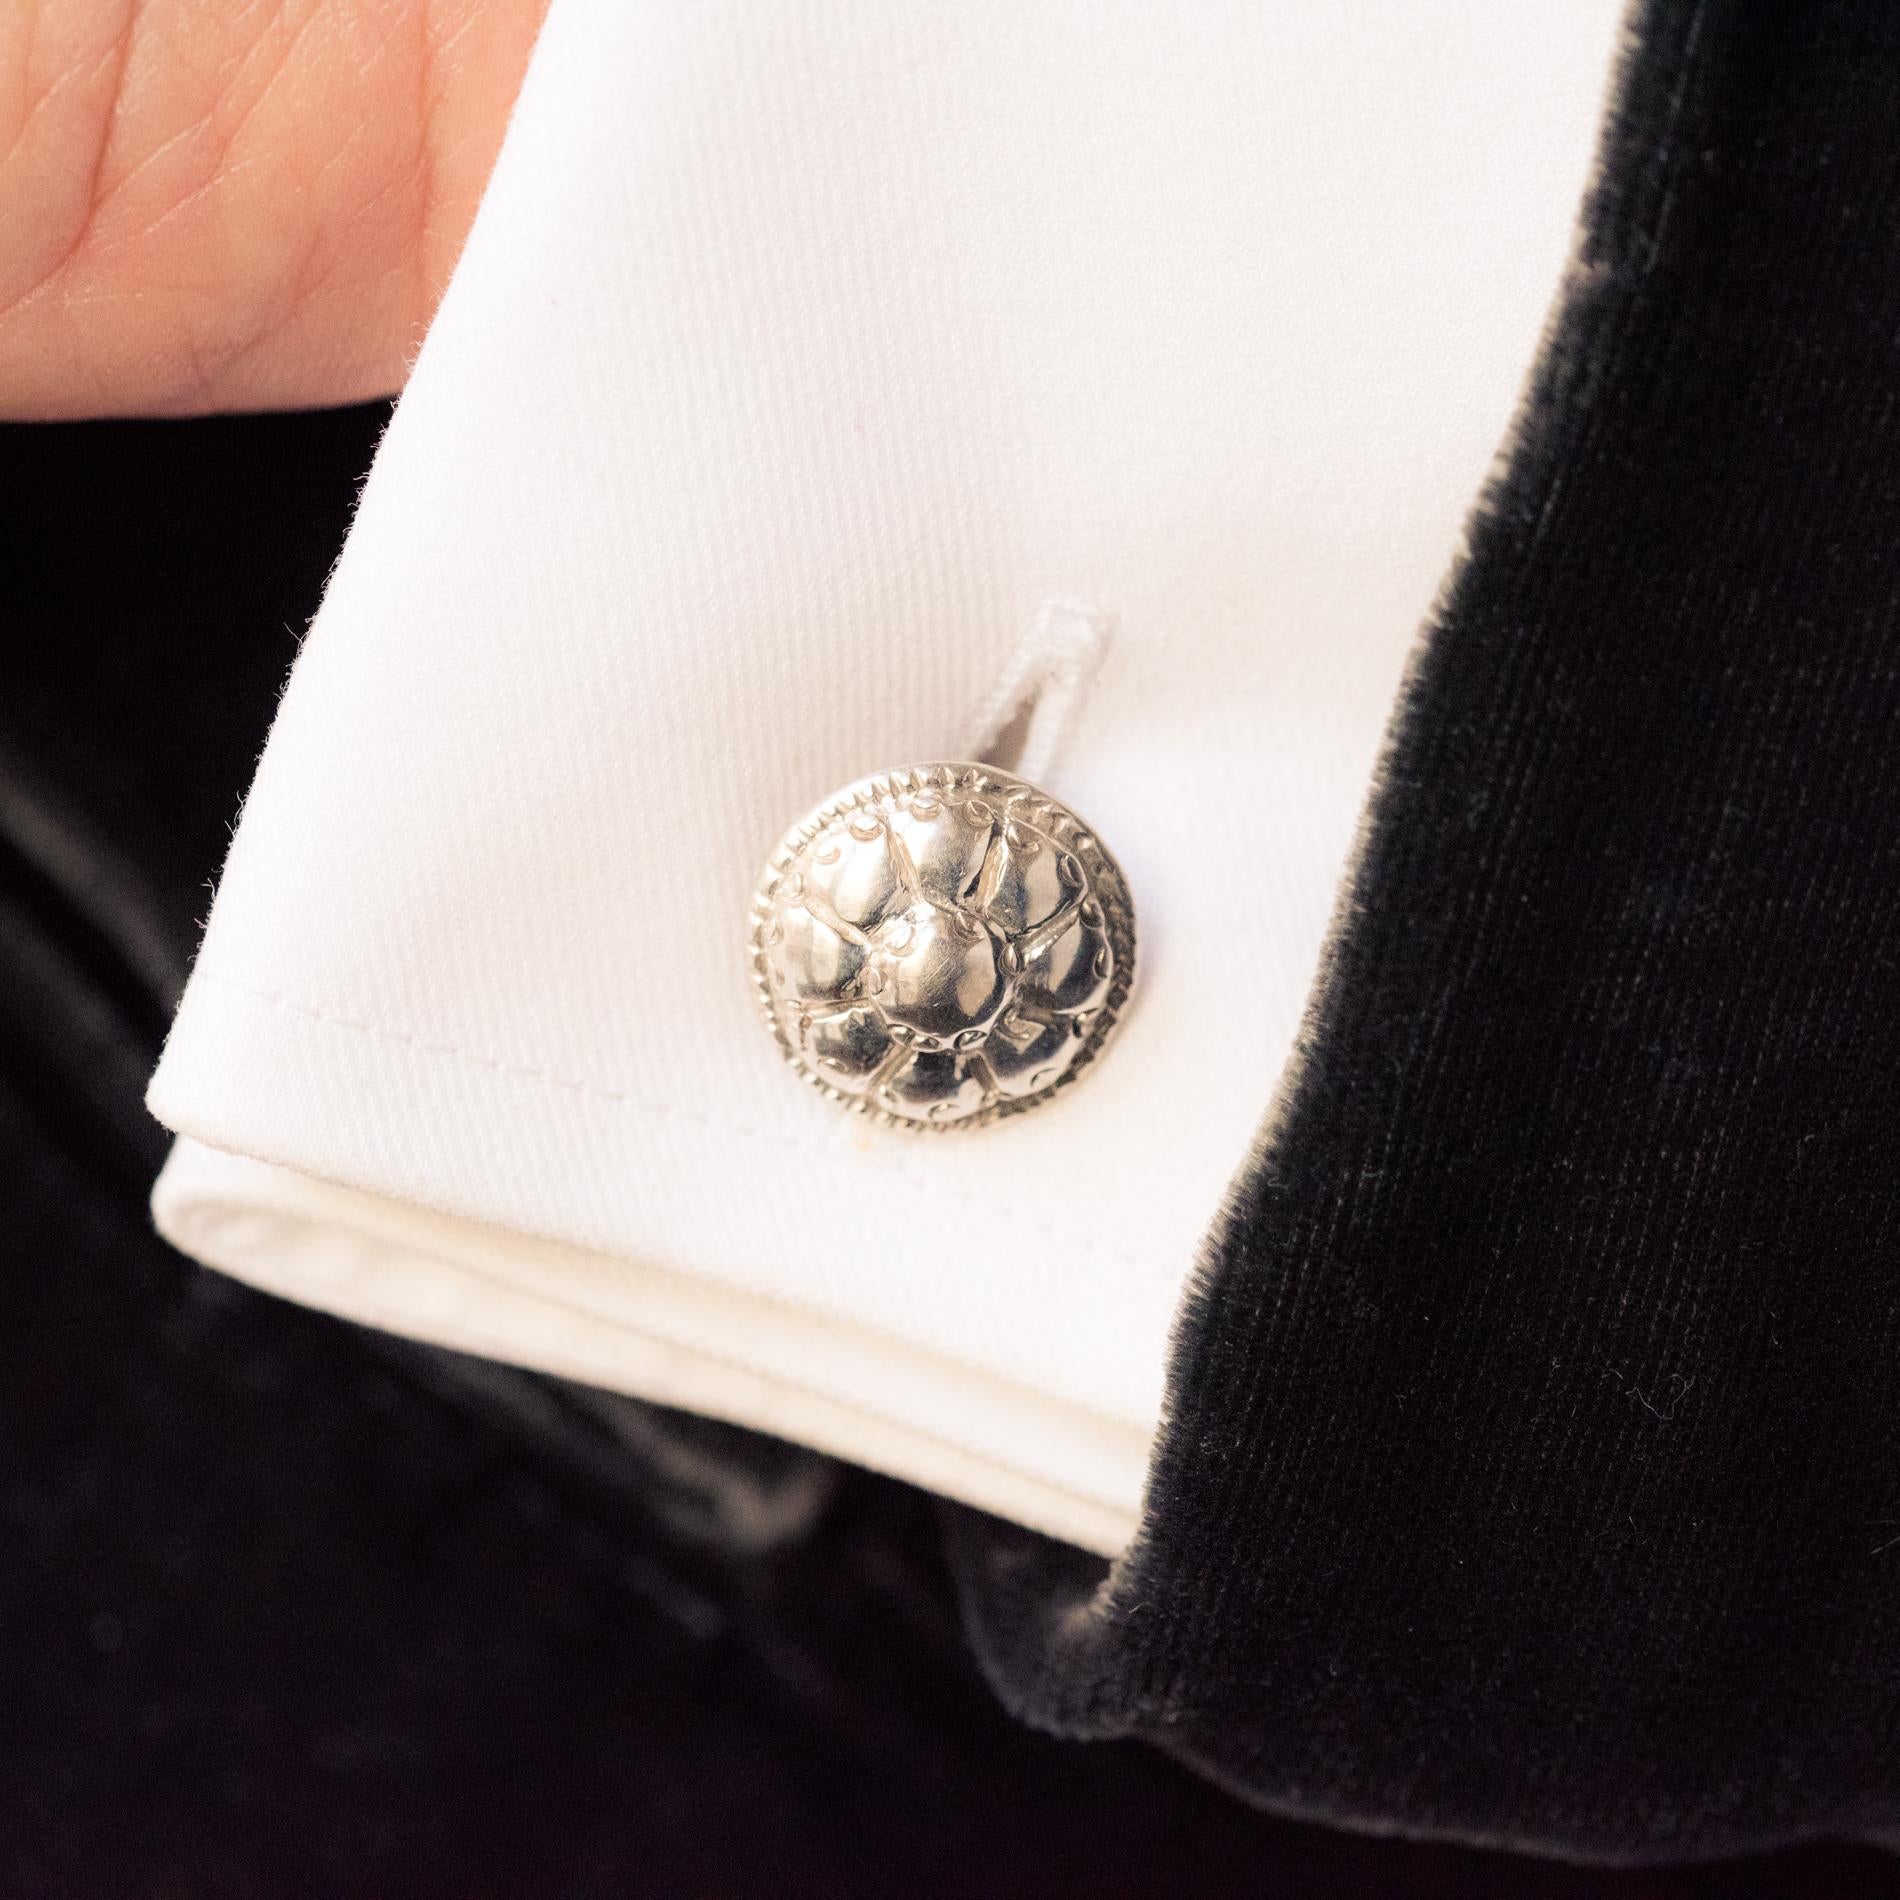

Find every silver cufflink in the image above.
[750,762,1136,1129]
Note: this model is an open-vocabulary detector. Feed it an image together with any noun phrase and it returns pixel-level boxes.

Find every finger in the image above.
[0,0,546,419]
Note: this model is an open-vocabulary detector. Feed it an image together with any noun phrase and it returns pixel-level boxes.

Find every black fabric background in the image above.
[959,0,1900,1864]
[7,0,1900,1886]
[15,424,1876,1898]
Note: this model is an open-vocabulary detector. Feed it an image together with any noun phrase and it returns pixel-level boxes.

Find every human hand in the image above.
[0,0,545,419]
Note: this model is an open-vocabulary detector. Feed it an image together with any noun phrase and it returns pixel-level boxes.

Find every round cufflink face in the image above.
[750,763,1137,1130]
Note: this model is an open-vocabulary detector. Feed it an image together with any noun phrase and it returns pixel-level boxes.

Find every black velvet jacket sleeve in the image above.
[957,0,1900,1861]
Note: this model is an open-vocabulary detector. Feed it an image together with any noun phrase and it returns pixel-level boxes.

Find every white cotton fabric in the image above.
[148,0,1626,1554]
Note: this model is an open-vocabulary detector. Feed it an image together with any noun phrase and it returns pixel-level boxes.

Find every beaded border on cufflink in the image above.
[749,762,1137,1131]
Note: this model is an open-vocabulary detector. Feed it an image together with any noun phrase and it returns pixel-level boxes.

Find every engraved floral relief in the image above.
[751,765,1134,1128]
